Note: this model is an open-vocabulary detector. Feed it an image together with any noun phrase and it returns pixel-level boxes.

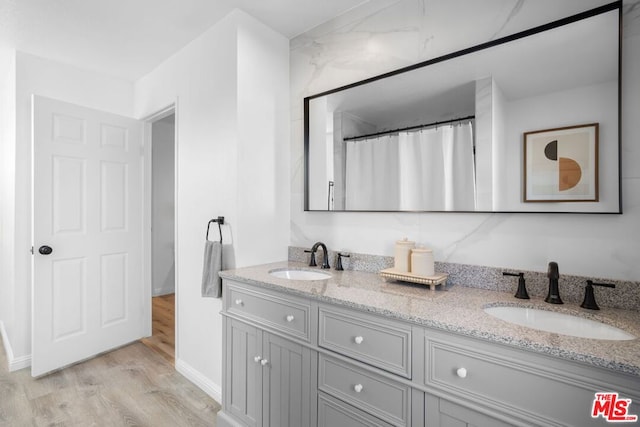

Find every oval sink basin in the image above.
[484,306,635,341]
[269,269,331,281]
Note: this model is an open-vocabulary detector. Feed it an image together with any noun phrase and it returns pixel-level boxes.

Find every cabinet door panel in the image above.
[263,333,312,427]
[226,319,261,427]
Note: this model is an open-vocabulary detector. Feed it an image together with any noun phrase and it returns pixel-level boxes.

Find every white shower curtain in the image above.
[345,135,400,210]
[399,122,476,210]
[345,122,476,211]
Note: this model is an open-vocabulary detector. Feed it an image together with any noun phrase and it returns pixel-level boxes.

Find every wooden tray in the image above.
[379,268,448,291]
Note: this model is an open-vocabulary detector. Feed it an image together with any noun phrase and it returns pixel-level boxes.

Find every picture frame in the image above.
[524,123,599,203]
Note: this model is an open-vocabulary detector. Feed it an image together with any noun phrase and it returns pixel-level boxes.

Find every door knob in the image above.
[38,245,53,255]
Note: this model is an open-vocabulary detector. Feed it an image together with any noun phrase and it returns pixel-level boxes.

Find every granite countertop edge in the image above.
[219,261,640,378]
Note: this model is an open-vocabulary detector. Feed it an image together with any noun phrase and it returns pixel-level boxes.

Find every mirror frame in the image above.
[303,1,622,214]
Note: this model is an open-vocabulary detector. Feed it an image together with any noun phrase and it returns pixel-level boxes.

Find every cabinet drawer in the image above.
[319,355,410,427]
[318,392,393,427]
[425,337,610,426]
[319,306,411,378]
[225,283,310,341]
[425,395,513,427]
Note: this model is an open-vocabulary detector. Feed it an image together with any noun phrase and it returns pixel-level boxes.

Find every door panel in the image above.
[32,95,145,377]
[100,252,128,326]
[52,155,86,234]
[100,161,128,231]
[52,257,87,340]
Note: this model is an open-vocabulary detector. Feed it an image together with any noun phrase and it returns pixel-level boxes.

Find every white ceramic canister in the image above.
[394,238,416,272]
[411,247,435,277]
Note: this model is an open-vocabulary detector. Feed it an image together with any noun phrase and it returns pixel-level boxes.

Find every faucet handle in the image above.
[335,253,350,271]
[581,280,615,310]
[503,272,529,299]
[304,249,317,267]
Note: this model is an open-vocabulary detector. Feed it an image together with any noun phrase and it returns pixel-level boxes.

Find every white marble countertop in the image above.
[219,261,640,377]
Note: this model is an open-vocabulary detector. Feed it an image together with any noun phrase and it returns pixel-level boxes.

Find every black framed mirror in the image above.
[304,1,621,213]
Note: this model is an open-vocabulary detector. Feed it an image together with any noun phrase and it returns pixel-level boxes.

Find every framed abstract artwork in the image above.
[524,123,599,202]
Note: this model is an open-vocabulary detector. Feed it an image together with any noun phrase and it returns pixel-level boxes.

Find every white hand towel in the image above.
[202,240,222,298]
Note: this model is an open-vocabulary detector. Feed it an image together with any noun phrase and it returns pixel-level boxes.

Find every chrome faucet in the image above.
[307,242,330,269]
[545,261,563,304]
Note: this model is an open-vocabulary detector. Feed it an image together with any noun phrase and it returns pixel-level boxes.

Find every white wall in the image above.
[0,48,17,361]
[0,51,134,369]
[152,115,176,296]
[290,0,640,282]
[135,9,289,399]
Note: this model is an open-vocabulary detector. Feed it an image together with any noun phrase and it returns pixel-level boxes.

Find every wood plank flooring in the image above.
[0,339,220,426]
[1,293,221,426]
[141,294,175,365]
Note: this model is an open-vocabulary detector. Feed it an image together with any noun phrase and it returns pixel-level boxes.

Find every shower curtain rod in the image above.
[343,115,475,142]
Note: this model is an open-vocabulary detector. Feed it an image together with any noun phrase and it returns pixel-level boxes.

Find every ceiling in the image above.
[0,0,368,81]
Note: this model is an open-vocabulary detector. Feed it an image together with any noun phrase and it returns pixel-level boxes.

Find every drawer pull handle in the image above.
[235,299,243,306]
[354,384,363,393]
[286,315,295,322]
[456,367,467,378]
[254,356,262,363]
[260,359,269,366]
[354,336,364,344]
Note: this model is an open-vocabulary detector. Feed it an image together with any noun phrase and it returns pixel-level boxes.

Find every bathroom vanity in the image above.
[217,262,640,427]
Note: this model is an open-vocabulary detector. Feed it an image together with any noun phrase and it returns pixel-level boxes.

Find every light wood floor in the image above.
[141,294,175,365]
[0,293,221,426]
[0,339,220,426]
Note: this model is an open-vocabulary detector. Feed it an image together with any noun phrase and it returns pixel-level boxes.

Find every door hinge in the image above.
[30,246,34,255]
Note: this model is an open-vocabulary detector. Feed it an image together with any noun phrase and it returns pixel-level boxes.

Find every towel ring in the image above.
[206,216,225,243]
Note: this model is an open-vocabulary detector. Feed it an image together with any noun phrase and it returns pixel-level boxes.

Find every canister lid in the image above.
[411,246,432,253]
[396,237,415,246]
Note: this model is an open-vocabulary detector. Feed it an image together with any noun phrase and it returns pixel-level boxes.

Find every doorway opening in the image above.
[141,111,176,365]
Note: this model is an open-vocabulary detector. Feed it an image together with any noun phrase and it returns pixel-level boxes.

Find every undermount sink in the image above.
[484,306,635,341]
[269,269,331,281]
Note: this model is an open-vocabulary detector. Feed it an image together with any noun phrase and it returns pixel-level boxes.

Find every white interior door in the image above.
[32,95,146,377]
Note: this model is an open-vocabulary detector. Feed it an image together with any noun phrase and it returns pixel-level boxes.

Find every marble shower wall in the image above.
[289,0,640,285]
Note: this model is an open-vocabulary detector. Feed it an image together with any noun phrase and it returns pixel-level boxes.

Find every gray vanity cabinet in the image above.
[421,329,640,426]
[221,281,317,427]
[220,278,640,427]
[224,318,315,427]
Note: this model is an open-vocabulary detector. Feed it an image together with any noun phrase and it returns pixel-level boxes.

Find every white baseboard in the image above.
[175,358,222,403]
[0,321,31,372]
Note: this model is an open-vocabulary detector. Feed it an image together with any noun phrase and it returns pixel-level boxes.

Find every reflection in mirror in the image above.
[304,3,621,213]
